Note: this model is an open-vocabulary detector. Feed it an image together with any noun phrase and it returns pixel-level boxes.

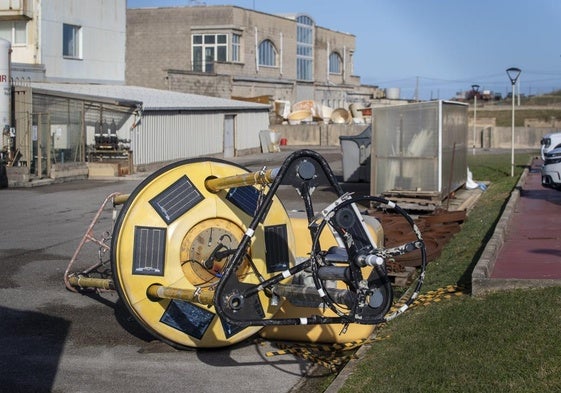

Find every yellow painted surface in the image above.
[260,216,383,343]
[113,160,294,348]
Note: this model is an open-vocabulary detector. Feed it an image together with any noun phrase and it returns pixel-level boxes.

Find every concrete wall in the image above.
[470,126,552,150]
[7,0,126,83]
[273,123,548,151]
[126,6,359,91]
[269,123,369,146]
[126,5,377,108]
[166,72,233,99]
[41,0,126,83]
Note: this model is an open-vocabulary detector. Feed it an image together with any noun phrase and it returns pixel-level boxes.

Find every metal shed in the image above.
[28,83,271,169]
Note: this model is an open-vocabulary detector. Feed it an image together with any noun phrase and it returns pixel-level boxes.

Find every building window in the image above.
[192,33,228,73]
[296,15,313,81]
[232,33,241,63]
[63,23,82,58]
[0,21,27,45]
[258,39,277,67]
[329,52,342,74]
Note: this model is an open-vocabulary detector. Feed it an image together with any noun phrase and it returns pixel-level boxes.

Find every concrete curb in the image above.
[471,169,524,296]
[323,337,375,393]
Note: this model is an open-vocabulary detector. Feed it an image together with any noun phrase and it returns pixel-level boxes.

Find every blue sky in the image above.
[127,0,561,100]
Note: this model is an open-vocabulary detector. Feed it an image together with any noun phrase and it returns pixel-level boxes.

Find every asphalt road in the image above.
[0,147,361,393]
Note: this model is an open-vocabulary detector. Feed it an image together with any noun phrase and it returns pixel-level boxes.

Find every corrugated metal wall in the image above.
[131,110,269,166]
[236,111,270,150]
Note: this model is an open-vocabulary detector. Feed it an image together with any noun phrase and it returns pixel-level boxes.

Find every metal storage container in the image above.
[370,100,468,204]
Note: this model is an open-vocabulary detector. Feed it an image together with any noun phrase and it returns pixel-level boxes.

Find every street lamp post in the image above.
[506,67,521,177]
[472,84,480,155]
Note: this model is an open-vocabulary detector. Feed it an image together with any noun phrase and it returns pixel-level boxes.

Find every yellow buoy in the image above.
[111,158,295,349]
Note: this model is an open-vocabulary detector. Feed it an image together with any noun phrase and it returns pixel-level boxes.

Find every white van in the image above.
[540,132,561,160]
[542,147,561,190]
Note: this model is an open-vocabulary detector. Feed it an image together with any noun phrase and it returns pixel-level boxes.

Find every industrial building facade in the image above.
[1,1,271,184]
[126,5,381,108]
[2,2,382,184]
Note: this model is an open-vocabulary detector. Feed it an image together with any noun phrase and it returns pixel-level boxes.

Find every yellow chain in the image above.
[265,285,466,372]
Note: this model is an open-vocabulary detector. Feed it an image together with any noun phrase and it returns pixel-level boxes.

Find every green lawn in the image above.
[336,151,561,393]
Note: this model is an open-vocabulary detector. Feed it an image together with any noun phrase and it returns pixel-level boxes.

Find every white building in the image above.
[2,0,126,83]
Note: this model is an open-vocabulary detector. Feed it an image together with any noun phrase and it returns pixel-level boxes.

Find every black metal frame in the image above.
[213,149,427,327]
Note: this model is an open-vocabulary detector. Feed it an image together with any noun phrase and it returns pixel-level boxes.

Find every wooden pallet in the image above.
[388,266,417,287]
[382,190,443,211]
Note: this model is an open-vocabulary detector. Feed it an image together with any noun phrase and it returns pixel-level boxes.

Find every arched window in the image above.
[329,52,342,74]
[258,39,277,67]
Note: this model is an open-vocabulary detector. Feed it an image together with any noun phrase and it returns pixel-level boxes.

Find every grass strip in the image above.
[337,152,561,392]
